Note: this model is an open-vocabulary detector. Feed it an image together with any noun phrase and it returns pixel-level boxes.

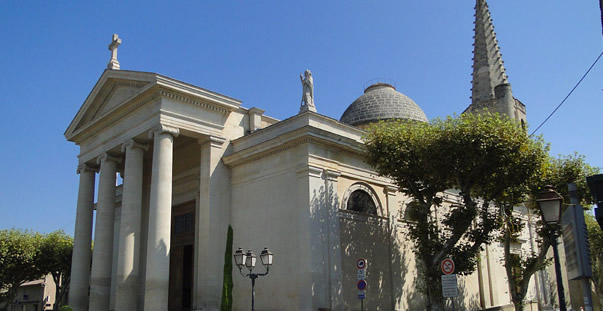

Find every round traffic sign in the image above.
[357,280,367,290]
[441,258,455,275]
[357,258,367,269]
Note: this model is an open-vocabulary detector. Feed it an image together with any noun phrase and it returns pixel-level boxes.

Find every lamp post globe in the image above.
[260,247,273,268]
[234,247,273,311]
[536,185,566,311]
[234,247,245,269]
[536,185,563,225]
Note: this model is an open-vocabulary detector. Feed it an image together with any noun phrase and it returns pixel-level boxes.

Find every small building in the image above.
[1,275,57,311]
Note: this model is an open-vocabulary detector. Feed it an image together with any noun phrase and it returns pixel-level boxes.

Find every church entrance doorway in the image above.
[169,202,195,311]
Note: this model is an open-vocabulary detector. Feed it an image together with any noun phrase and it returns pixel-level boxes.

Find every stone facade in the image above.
[64,1,566,311]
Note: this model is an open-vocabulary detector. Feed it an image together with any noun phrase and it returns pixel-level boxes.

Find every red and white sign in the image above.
[441,258,455,275]
[357,258,367,270]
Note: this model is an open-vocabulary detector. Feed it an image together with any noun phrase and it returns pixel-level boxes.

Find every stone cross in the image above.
[107,34,122,70]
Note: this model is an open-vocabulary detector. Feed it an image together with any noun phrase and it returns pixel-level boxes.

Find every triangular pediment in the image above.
[65,70,156,140]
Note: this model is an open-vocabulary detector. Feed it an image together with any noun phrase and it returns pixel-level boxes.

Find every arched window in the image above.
[342,183,381,216]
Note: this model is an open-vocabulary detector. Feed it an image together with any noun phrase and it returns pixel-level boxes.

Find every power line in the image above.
[529,50,603,137]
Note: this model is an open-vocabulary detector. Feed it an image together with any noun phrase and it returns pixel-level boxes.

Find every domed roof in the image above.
[340,83,428,127]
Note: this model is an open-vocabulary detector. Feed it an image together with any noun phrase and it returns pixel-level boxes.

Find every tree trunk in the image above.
[513,299,524,311]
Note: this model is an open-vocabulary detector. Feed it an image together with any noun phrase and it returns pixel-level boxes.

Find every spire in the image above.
[471,0,508,107]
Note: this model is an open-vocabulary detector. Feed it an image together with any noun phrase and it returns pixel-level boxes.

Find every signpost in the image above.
[441,259,458,310]
[357,258,367,311]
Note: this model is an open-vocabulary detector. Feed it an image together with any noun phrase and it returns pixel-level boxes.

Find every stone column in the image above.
[144,125,178,311]
[69,164,97,311]
[115,140,148,311]
[90,153,120,311]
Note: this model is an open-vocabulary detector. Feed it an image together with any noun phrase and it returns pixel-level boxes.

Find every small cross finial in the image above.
[107,34,122,70]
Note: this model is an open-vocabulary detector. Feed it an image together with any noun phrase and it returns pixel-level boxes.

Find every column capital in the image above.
[96,153,123,165]
[148,124,179,139]
[77,163,98,174]
[198,136,226,149]
[121,139,149,153]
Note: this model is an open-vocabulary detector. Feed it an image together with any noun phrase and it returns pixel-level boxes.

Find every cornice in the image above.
[223,126,364,168]
[198,136,227,149]
[158,89,230,115]
[68,89,161,143]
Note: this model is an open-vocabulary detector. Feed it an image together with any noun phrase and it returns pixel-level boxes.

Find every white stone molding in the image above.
[158,89,231,115]
[340,182,383,216]
[324,169,341,182]
[96,153,123,165]
[296,164,323,178]
[77,163,98,174]
[121,139,149,153]
[148,124,180,139]
[197,135,226,149]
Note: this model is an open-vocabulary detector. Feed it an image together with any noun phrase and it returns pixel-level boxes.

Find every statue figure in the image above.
[299,69,316,112]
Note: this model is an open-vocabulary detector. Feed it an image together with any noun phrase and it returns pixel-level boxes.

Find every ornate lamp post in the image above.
[536,185,566,311]
[234,247,273,311]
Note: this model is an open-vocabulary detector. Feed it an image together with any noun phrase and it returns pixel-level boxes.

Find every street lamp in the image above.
[587,174,603,230]
[234,247,273,311]
[536,185,566,311]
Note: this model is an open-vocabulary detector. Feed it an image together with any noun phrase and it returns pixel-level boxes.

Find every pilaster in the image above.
[193,135,229,311]
[324,169,344,310]
[295,164,325,310]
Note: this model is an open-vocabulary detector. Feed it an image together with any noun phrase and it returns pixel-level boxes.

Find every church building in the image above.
[65,1,553,310]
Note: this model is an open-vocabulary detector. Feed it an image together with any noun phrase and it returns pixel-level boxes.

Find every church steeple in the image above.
[471,0,509,107]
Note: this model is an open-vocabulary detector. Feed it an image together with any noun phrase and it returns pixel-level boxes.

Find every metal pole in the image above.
[251,276,256,311]
[361,298,363,311]
[581,278,594,311]
[551,231,567,311]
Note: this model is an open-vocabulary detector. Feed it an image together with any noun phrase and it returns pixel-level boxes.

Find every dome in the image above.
[340,83,428,127]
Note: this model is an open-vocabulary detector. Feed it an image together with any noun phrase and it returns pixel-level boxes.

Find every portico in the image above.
[65,38,243,310]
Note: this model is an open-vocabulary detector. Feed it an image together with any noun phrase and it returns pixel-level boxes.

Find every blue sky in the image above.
[0,1,601,234]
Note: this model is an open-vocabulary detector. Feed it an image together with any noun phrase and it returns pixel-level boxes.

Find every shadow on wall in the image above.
[309,180,424,310]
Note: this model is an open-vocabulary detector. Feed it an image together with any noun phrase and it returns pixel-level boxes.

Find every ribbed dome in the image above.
[340,83,428,127]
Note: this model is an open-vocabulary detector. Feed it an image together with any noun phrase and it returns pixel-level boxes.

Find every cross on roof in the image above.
[107,34,122,70]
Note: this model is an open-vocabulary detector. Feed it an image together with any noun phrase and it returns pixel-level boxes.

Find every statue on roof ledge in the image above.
[299,69,316,113]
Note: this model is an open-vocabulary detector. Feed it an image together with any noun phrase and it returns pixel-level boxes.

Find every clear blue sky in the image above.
[0,1,601,235]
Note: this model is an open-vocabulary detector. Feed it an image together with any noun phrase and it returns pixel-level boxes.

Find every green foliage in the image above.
[364,112,548,310]
[59,305,73,311]
[586,214,603,295]
[499,153,598,311]
[220,225,234,311]
[0,229,73,309]
[37,230,73,310]
[0,229,43,305]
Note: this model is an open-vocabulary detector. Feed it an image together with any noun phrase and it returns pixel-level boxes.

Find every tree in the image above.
[0,229,43,306]
[220,225,234,311]
[36,230,73,311]
[498,153,598,311]
[586,213,603,296]
[364,113,547,310]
